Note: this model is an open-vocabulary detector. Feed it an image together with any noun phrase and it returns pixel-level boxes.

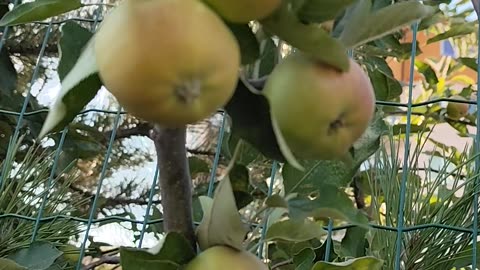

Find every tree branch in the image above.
[351,175,365,210]
[81,255,120,270]
[472,0,479,17]
[7,44,59,56]
[152,125,196,251]
[104,122,153,141]
[66,183,161,209]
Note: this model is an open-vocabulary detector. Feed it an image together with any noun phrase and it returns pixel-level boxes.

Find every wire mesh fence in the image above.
[1,0,480,270]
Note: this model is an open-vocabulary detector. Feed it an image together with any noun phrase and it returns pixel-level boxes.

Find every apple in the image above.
[184,245,268,270]
[94,0,241,127]
[263,52,376,160]
[59,244,81,263]
[202,0,281,23]
[446,95,469,120]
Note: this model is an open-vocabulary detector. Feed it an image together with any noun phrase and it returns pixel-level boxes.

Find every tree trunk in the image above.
[152,125,196,251]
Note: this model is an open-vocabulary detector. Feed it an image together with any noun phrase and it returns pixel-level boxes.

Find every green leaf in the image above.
[265,194,289,209]
[188,156,210,176]
[287,186,369,226]
[338,0,372,43]
[0,0,82,26]
[283,159,355,193]
[265,219,326,242]
[260,2,350,72]
[415,60,439,86]
[224,134,262,166]
[62,126,105,159]
[56,22,95,80]
[7,241,62,270]
[229,164,254,209]
[283,112,385,195]
[364,34,421,60]
[339,0,435,48]
[311,256,383,269]
[458,57,478,72]
[0,49,17,96]
[364,56,403,101]
[427,23,476,44]
[391,123,431,135]
[196,176,249,251]
[223,79,285,162]
[340,227,368,258]
[38,21,103,139]
[120,232,195,270]
[0,258,26,270]
[226,23,260,65]
[296,0,356,23]
[257,36,279,78]
[293,248,316,270]
[316,239,338,262]
[418,10,446,31]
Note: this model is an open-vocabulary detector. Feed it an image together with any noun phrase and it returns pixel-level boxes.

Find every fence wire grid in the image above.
[1,1,480,270]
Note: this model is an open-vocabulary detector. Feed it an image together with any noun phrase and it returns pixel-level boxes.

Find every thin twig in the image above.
[271,258,293,269]
[66,183,162,208]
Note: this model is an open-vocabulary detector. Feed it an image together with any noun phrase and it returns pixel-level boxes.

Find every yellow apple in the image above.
[94,0,241,127]
[263,52,376,160]
[184,245,268,270]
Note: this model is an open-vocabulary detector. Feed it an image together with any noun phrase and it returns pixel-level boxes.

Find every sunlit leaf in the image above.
[196,177,249,251]
[427,23,476,44]
[261,2,350,72]
[265,219,326,242]
[339,0,435,48]
[311,256,383,269]
[0,0,82,26]
[38,22,102,138]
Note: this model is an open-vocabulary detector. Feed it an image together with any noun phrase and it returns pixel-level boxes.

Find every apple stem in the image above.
[152,124,197,251]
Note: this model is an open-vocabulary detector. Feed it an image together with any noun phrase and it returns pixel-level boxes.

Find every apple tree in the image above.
[1,0,478,269]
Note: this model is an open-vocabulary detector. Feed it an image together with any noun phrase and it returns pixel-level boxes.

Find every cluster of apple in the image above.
[94,0,377,163]
[93,0,280,128]
[92,0,378,267]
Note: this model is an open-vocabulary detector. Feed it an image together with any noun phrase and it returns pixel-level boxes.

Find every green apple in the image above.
[446,95,469,120]
[94,0,240,127]
[263,52,376,160]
